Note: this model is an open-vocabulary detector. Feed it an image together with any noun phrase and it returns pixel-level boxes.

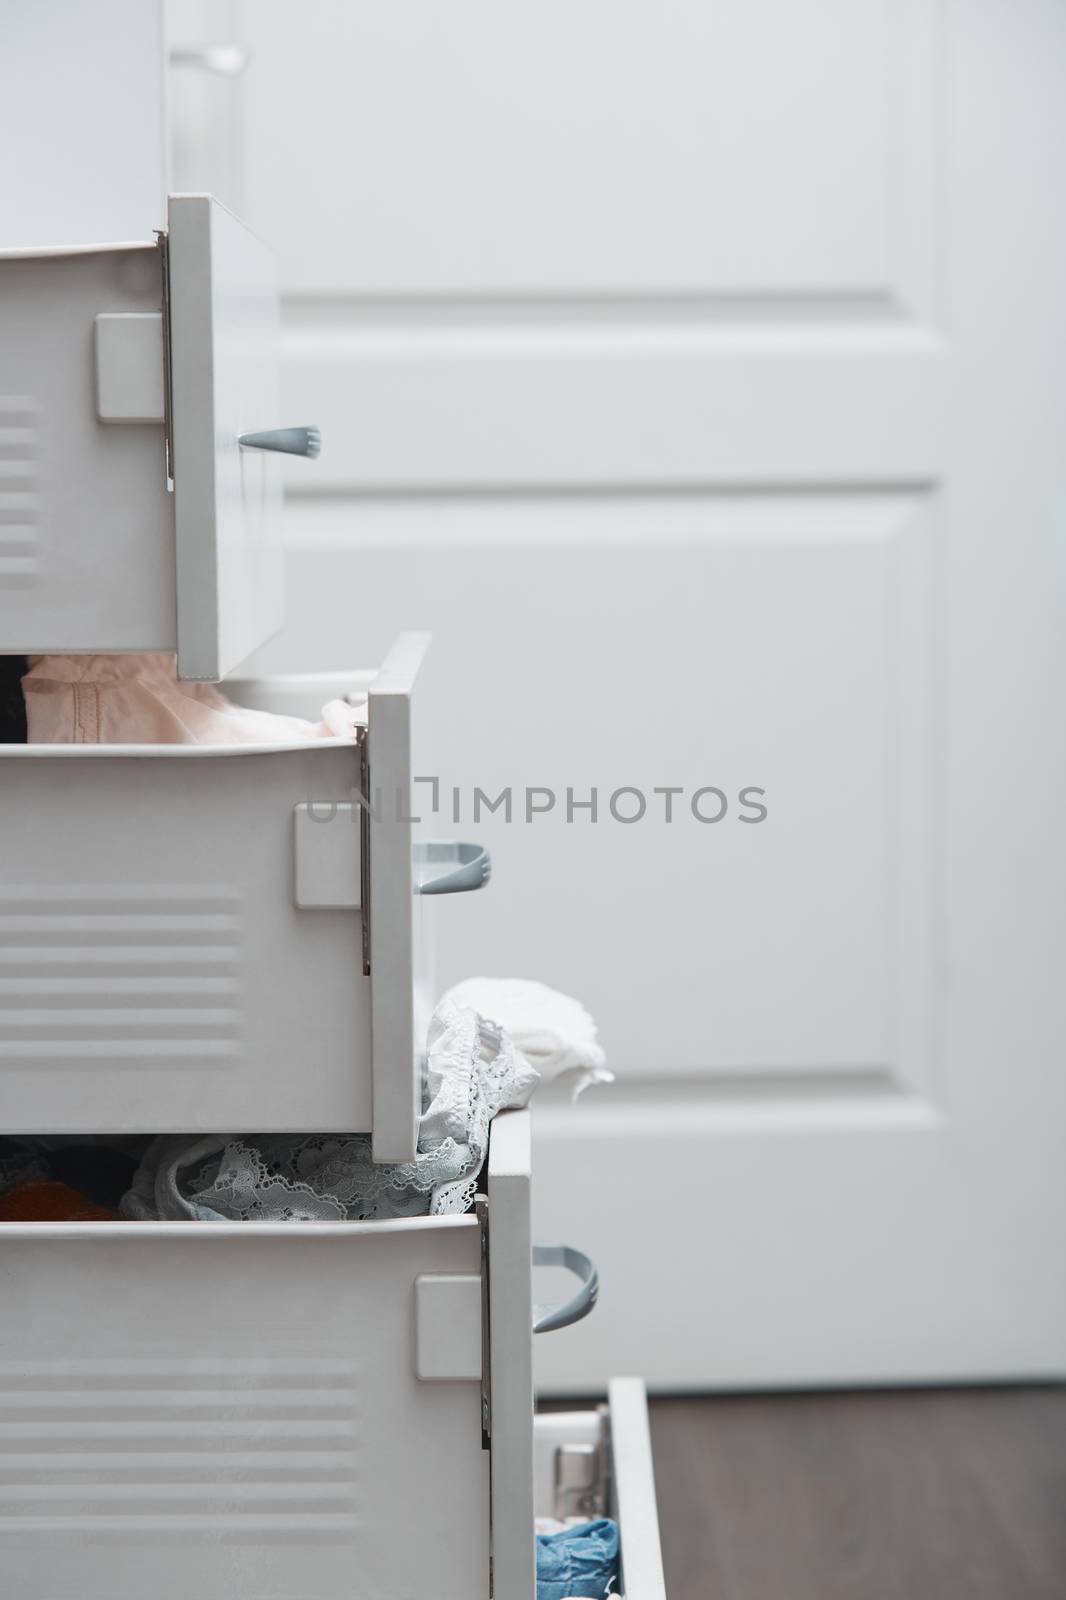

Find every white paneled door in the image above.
[171,0,1066,1387]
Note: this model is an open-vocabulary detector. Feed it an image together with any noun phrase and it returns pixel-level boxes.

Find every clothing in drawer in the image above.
[0,194,304,681]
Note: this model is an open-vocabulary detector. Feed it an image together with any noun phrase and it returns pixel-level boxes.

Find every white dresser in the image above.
[0,60,667,1597]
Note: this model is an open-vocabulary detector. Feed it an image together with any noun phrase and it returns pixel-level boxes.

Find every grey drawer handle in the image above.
[532,1243,599,1334]
[413,840,491,896]
[238,426,321,458]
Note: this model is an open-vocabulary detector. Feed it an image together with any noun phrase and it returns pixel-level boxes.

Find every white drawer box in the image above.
[0,634,467,1162]
[0,194,292,682]
[0,1111,665,1600]
[534,1384,668,1600]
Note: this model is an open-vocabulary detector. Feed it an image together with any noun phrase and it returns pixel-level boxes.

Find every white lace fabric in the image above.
[442,977,613,1098]
[119,998,540,1222]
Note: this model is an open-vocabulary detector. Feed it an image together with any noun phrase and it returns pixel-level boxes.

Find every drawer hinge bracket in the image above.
[156,229,174,484]
[477,1195,491,1448]
[359,731,371,975]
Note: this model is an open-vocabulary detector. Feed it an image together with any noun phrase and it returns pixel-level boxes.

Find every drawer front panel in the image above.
[367,631,433,1161]
[168,195,285,682]
[488,1108,536,1600]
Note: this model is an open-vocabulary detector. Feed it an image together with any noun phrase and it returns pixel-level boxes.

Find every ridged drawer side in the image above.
[0,398,41,585]
[0,884,243,1065]
[0,1356,360,1540]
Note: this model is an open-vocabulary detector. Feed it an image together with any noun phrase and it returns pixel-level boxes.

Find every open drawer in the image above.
[0,193,295,681]
[535,1381,668,1600]
[0,1112,653,1600]
[486,1114,668,1600]
[0,633,478,1160]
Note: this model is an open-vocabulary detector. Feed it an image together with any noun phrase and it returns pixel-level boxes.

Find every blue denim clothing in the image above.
[536,1518,620,1600]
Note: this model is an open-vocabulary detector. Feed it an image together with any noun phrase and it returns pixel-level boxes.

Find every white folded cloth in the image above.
[441,978,612,1100]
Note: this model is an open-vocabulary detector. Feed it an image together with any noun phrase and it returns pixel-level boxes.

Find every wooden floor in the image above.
[646,1386,1066,1600]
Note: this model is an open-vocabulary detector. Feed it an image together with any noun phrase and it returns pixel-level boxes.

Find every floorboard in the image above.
[645,1386,1066,1600]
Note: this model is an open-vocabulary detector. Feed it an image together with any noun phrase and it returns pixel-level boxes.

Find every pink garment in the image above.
[23,655,362,746]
